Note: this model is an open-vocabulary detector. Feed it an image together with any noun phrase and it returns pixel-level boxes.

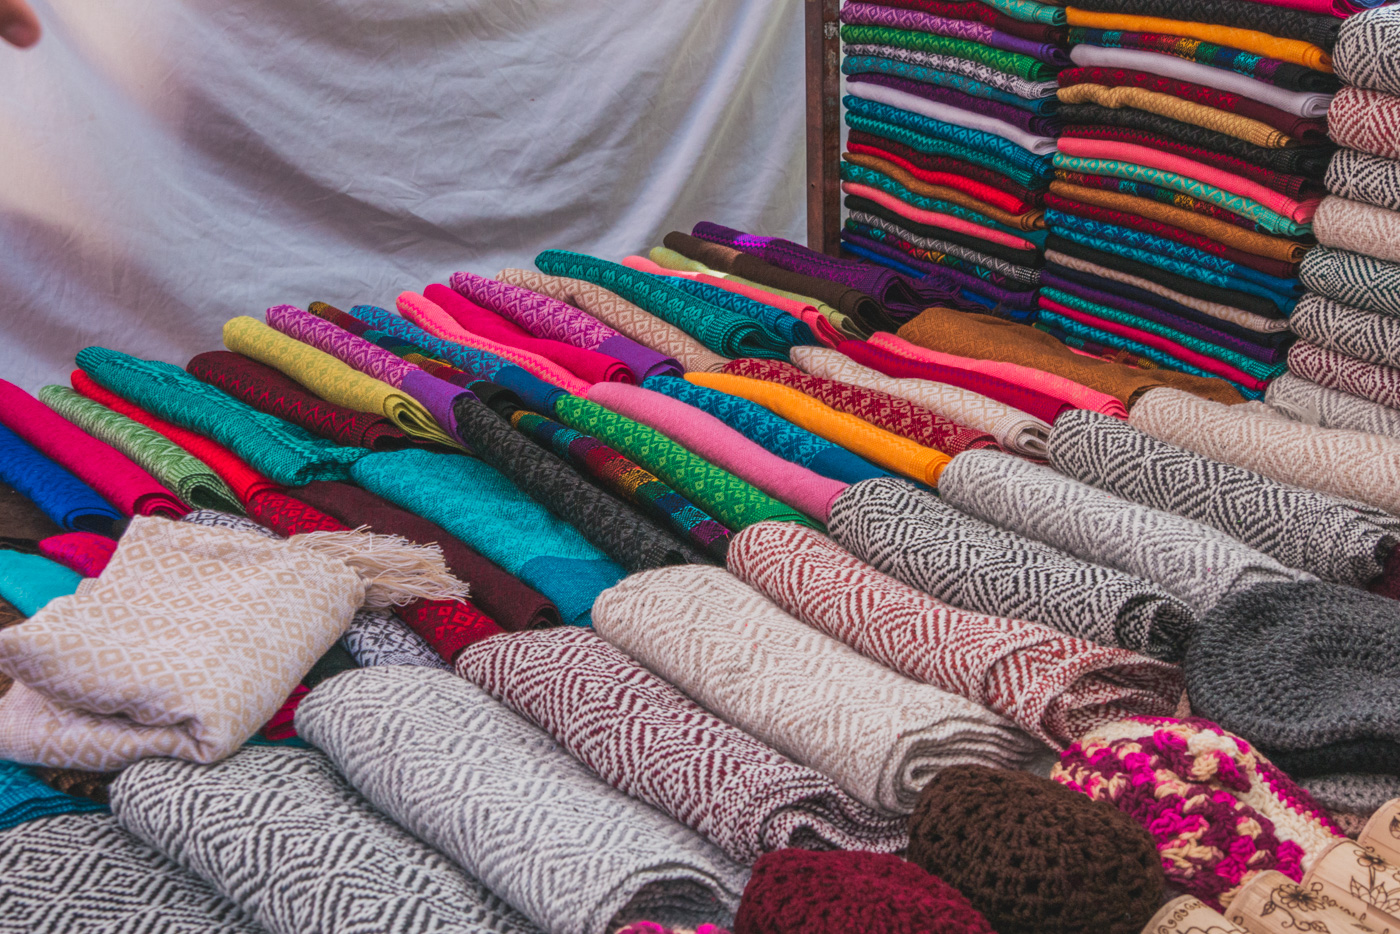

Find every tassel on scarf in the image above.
[287,527,470,609]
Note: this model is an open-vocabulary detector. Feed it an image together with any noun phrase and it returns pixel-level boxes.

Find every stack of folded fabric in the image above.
[839,0,1066,318]
[1046,0,1346,399]
[1278,6,1400,436]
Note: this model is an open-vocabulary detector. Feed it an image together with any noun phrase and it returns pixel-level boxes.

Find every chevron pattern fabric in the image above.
[456,627,908,863]
[940,450,1310,615]
[1049,408,1400,586]
[452,271,621,350]
[1290,294,1400,370]
[0,813,260,934]
[1299,247,1400,319]
[1314,196,1400,266]
[111,745,540,934]
[341,607,449,670]
[728,522,1184,749]
[591,565,1040,813]
[264,304,416,385]
[1325,149,1400,215]
[828,478,1194,660]
[1335,5,1400,96]
[1329,90,1400,164]
[1288,340,1400,411]
[1131,388,1400,517]
[1266,372,1400,440]
[295,667,748,934]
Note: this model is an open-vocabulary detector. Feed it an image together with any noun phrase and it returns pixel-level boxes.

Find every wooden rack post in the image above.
[805,0,842,255]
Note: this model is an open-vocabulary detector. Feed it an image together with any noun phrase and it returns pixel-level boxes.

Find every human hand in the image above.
[0,0,40,48]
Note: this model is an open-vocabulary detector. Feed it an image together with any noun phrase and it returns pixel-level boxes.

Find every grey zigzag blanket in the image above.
[342,607,449,671]
[0,813,260,934]
[1290,294,1400,370]
[1334,5,1400,97]
[456,628,907,864]
[1326,149,1400,215]
[1049,408,1399,587]
[939,450,1309,615]
[591,565,1038,814]
[1266,372,1400,441]
[1299,246,1400,319]
[111,745,536,934]
[295,667,748,934]
[827,477,1193,661]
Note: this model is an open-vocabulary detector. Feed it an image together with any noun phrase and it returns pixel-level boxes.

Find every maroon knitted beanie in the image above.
[906,765,1166,934]
[733,849,998,934]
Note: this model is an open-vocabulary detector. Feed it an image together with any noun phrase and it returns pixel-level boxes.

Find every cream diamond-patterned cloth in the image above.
[0,516,364,770]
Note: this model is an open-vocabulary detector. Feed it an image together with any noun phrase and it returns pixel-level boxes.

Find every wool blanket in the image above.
[842,43,1060,113]
[552,395,815,531]
[845,213,1041,289]
[828,477,1195,661]
[842,74,1057,145]
[77,347,367,486]
[586,382,846,523]
[0,759,106,833]
[845,83,1058,156]
[495,270,731,373]
[112,746,541,934]
[1056,84,1302,151]
[1132,388,1400,517]
[38,532,118,578]
[843,152,1048,230]
[1288,339,1400,411]
[341,607,449,671]
[296,667,748,934]
[351,449,623,626]
[1301,246,1400,319]
[1326,149,1400,216]
[683,372,951,487]
[844,134,1045,214]
[838,23,1059,81]
[0,813,261,934]
[1334,5,1400,94]
[640,376,892,485]
[0,379,186,519]
[1050,407,1400,586]
[591,564,1038,813]
[1291,294,1400,369]
[729,521,1184,748]
[642,270,816,349]
[1266,372,1400,439]
[0,423,122,534]
[1063,7,1333,70]
[0,550,79,617]
[1314,196,1400,265]
[38,386,241,514]
[447,273,681,381]
[1067,27,1337,92]
[940,450,1310,614]
[458,628,908,863]
[841,2,1071,65]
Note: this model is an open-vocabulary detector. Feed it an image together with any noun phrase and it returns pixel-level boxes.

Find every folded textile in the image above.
[1050,408,1400,586]
[845,133,1046,212]
[1299,774,1400,816]
[838,24,1060,81]
[77,347,367,486]
[0,423,122,535]
[840,172,1041,251]
[940,450,1310,614]
[1266,371,1400,439]
[1063,6,1334,70]
[1314,195,1400,264]
[829,477,1194,660]
[639,376,893,486]
[843,193,1042,271]
[586,382,846,523]
[351,449,622,627]
[111,745,540,934]
[495,269,732,374]
[844,70,1061,136]
[1056,83,1304,150]
[630,271,814,349]
[340,606,449,670]
[984,0,1066,24]
[1068,28,1340,93]
[729,521,1184,748]
[38,532,117,578]
[0,379,186,519]
[0,812,261,934]
[592,564,1039,813]
[0,758,107,833]
[1325,149,1400,217]
[1132,387,1400,516]
[1288,340,1400,410]
[1334,4,1400,94]
[1291,294,1400,369]
[1329,93,1400,172]
[1188,581,1400,776]
[846,212,1041,287]
[841,2,1071,64]
[845,83,1058,156]
[862,0,1067,36]
[458,628,907,863]
[296,666,748,934]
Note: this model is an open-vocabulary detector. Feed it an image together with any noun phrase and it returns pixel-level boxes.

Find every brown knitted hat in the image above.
[907,765,1166,934]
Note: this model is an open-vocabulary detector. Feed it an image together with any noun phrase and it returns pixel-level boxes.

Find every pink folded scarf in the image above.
[38,532,117,577]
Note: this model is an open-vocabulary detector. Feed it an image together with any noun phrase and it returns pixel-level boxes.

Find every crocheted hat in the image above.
[732,850,996,934]
[906,764,1165,934]
[1052,717,1344,909]
[1187,581,1400,777]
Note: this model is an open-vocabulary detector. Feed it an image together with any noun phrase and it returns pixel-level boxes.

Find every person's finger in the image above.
[0,0,40,48]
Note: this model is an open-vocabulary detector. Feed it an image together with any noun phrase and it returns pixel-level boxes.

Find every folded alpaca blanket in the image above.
[828,478,1195,661]
[940,450,1310,614]
[1288,340,1400,411]
[728,521,1184,749]
[1291,294,1400,370]
[296,667,748,934]
[0,813,261,934]
[1326,149,1400,215]
[1050,407,1400,586]
[457,628,908,863]
[112,746,540,934]
[1266,372,1400,439]
[1132,388,1400,517]
[0,423,122,534]
[1334,4,1400,94]
[1314,196,1400,265]
[1301,246,1400,319]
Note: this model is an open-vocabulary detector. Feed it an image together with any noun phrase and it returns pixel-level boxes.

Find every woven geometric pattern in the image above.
[1335,4,1400,95]
[1325,148,1400,214]
[1287,340,1400,410]
[0,422,122,533]
[1314,196,1400,266]
[451,270,620,349]
[341,607,449,670]
[1290,294,1400,369]
[1265,372,1400,440]
[1299,246,1400,318]
[843,42,1058,100]
[264,304,416,385]
[295,666,748,934]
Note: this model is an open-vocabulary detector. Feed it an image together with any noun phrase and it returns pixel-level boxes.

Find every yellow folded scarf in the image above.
[1056,84,1296,149]
[222,317,459,448]
[1065,7,1332,72]
[685,371,951,486]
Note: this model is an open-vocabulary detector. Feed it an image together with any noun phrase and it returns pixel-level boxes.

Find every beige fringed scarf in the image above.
[0,515,466,770]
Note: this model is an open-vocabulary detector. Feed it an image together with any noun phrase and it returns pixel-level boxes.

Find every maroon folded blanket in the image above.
[848,131,1049,207]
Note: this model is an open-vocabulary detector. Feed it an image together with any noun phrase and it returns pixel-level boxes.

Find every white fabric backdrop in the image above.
[0,0,806,391]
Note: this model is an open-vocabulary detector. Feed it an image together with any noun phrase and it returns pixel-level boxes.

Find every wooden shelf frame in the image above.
[805,0,842,255]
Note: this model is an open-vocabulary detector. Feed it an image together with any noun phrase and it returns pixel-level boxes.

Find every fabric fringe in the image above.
[289,527,469,608]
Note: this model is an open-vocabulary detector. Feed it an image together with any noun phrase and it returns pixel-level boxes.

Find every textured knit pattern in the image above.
[1334,4,1400,95]
[591,565,1038,815]
[1299,773,1400,816]
[111,745,540,934]
[1131,388,1400,517]
[1052,717,1343,909]
[828,478,1195,661]
[456,628,908,863]
[38,532,117,578]
[295,667,749,934]
[1325,148,1400,214]
[838,24,1058,81]
[341,607,450,671]
[1329,88,1400,161]
[843,43,1058,103]
[451,271,621,350]
[265,303,417,386]
[1288,340,1400,411]
[0,759,106,833]
[1067,27,1338,92]
[1314,196,1400,265]
[1291,294,1400,369]
[940,450,1310,614]
[0,423,121,534]
[907,765,1166,934]
[1049,408,1399,586]
[1300,246,1400,318]
[0,812,260,934]
[1266,372,1400,439]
